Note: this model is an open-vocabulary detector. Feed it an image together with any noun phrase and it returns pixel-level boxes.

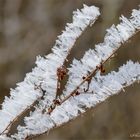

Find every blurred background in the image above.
[0,0,140,140]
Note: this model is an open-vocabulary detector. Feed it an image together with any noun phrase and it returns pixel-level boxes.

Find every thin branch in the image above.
[1,5,140,140]
[63,8,140,98]
[12,7,140,139]
[13,61,140,140]
[47,8,140,114]
[0,4,100,135]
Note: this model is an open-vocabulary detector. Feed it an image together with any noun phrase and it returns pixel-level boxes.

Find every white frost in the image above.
[0,4,100,134]
[12,61,140,140]
[63,8,140,97]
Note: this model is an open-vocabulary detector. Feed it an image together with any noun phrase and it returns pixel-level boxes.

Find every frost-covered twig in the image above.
[47,7,140,114]
[11,61,140,140]
[0,4,100,134]
[0,4,140,140]
[7,7,140,140]
[63,8,140,98]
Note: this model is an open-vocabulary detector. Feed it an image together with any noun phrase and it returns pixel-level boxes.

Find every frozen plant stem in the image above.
[0,4,140,140]
[10,7,140,140]
[63,9,140,99]
[13,61,140,140]
[47,7,140,114]
[0,4,100,135]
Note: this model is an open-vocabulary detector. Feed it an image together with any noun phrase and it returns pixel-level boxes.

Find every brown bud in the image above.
[53,99,61,105]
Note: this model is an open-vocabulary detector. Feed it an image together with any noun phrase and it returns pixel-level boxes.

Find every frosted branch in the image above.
[0,4,140,140]
[63,8,140,98]
[0,4,100,134]
[12,61,140,140]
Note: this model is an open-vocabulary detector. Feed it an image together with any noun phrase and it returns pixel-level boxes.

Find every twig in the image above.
[47,49,118,114]
[47,28,139,114]
[24,61,140,140]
